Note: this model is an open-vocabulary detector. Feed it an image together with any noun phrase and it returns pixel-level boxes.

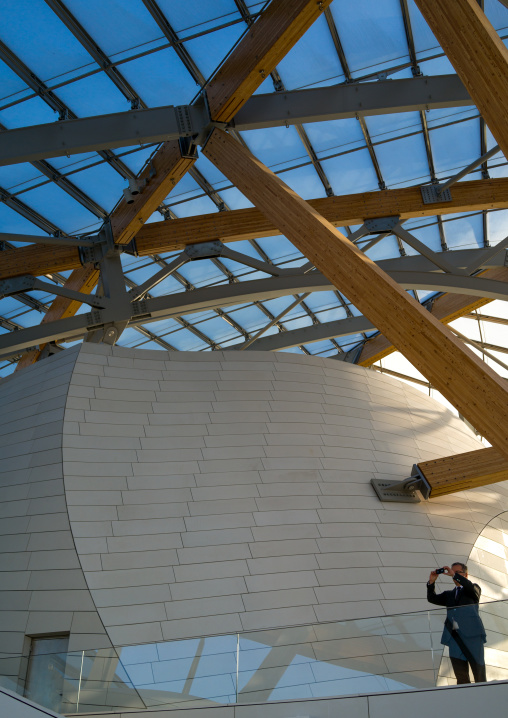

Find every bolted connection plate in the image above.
[371,478,421,503]
[420,185,452,204]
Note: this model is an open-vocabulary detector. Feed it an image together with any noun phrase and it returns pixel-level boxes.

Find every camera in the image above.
[436,567,446,574]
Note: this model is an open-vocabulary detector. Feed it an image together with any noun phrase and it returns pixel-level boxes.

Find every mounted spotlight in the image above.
[123,178,147,204]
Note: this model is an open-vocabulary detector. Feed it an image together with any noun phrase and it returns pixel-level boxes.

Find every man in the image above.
[427,562,487,684]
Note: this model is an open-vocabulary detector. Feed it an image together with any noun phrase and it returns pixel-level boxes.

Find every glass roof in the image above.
[1,0,508,422]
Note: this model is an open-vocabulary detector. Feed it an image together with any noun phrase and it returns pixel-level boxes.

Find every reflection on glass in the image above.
[24,636,70,713]
[15,601,508,714]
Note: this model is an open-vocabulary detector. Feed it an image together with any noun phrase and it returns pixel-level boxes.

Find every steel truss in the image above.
[0,240,506,361]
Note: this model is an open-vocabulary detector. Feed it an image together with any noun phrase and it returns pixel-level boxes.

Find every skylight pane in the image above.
[0,163,44,194]
[428,116,480,181]
[65,163,125,213]
[321,149,379,195]
[156,0,241,35]
[215,187,254,210]
[373,133,430,188]
[0,0,95,81]
[183,24,245,80]
[0,60,31,105]
[330,0,410,77]
[64,0,161,57]
[119,48,199,107]
[0,96,56,129]
[281,166,326,200]
[303,119,366,158]
[0,202,48,236]
[487,210,508,246]
[443,213,483,251]
[56,73,130,117]
[277,15,344,90]
[406,0,440,58]
[19,183,101,234]
[243,126,305,172]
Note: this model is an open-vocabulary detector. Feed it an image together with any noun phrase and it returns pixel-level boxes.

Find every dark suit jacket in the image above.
[427,573,486,645]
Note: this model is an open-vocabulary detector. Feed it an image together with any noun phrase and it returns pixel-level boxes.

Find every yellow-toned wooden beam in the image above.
[111,140,196,245]
[134,178,508,255]
[15,264,100,371]
[415,0,508,160]
[418,447,508,497]
[202,128,508,460]
[206,0,333,122]
[359,266,508,366]
[1,243,80,280]
[3,178,508,280]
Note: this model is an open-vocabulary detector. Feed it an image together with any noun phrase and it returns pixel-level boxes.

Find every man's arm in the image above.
[427,569,448,606]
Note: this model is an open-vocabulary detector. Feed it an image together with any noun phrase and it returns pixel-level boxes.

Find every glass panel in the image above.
[24,636,70,713]
[13,601,508,713]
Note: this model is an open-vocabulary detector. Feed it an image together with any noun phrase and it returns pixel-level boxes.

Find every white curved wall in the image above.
[0,348,111,692]
[58,344,508,648]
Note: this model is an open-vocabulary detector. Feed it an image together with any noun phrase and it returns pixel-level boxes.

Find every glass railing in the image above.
[7,599,508,714]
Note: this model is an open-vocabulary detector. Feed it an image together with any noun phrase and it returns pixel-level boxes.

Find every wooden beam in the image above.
[111,140,196,245]
[202,128,508,460]
[15,264,100,370]
[206,0,333,122]
[3,178,508,280]
[133,178,508,255]
[414,0,508,159]
[1,243,80,280]
[358,266,508,366]
[417,447,508,497]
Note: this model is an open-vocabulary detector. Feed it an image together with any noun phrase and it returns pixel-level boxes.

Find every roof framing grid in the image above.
[10,0,334,368]
[3,178,508,281]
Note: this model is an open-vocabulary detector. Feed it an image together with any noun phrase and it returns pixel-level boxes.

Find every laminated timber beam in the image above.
[110,139,196,246]
[202,128,508,460]
[414,0,508,160]
[205,0,333,122]
[358,265,508,366]
[133,178,508,254]
[3,178,508,280]
[416,447,508,497]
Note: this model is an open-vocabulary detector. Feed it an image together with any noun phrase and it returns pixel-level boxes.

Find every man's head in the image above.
[451,562,468,584]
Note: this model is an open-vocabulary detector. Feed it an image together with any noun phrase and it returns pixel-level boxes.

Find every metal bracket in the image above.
[185,241,224,260]
[78,231,108,266]
[175,105,195,135]
[0,275,37,297]
[179,136,199,160]
[335,344,364,364]
[85,309,104,328]
[364,216,400,234]
[131,300,150,320]
[420,185,452,204]
[371,465,431,503]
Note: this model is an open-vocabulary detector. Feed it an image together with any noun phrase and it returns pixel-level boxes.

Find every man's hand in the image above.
[428,569,439,584]
[443,566,454,577]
